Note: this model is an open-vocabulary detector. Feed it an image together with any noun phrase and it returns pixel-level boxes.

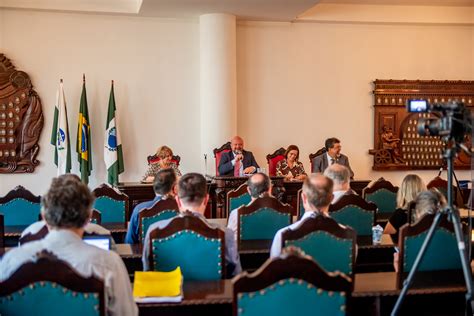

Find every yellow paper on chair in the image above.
[133,267,183,303]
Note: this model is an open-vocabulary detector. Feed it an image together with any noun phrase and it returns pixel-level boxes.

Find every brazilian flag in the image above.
[76,75,92,184]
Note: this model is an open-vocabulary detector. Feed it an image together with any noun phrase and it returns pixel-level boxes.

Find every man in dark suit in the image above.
[311,137,354,179]
[218,136,260,176]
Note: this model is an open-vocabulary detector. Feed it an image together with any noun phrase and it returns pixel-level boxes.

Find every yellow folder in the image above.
[133,267,183,298]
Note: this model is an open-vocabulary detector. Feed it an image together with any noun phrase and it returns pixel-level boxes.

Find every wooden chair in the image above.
[427,176,464,207]
[281,215,357,281]
[147,211,226,280]
[18,224,49,245]
[226,183,251,214]
[397,213,466,289]
[138,198,179,242]
[233,248,351,316]
[266,147,286,176]
[90,209,102,225]
[362,178,398,216]
[147,153,181,167]
[0,185,41,226]
[237,196,293,245]
[92,184,129,226]
[0,250,105,316]
[329,194,377,236]
[0,213,4,248]
[309,147,326,172]
[213,142,231,176]
[296,189,304,219]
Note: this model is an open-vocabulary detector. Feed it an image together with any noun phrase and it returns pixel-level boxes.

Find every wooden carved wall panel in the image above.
[369,79,473,171]
[0,54,43,173]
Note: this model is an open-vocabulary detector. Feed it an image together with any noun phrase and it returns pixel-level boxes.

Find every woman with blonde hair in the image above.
[142,146,181,182]
[384,174,426,243]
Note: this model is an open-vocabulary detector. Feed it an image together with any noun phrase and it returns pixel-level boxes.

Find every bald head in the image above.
[231,136,244,153]
[247,173,271,199]
[302,174,333,212]
[324,164,350,191]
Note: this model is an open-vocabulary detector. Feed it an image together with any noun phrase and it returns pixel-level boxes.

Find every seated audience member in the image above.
[142,173,241,276]
[143,145,181,182]
[323,164,356,203]
[270,174,334,257]
[311,137,354,179]
[384,174,426,243]
[0,174,137,315]
[218,136,259,176]
[276,145,307,181]
[227,173,273,240]
[393,189,445,271]
[125,169,177,244]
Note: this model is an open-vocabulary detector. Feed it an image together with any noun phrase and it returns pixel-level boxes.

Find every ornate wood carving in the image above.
[0,54,43,173]
[369,80,473,170]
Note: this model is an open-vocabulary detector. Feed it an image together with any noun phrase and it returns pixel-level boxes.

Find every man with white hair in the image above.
[324,163,357,204]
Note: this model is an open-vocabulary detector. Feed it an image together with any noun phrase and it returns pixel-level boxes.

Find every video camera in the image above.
[407,99,472,143]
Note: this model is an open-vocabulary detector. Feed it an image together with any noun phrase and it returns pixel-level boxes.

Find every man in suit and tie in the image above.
[311,137,354,179]
[218,136,260,176]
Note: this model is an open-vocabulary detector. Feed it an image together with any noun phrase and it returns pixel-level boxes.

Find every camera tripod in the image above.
[391,143,474,315]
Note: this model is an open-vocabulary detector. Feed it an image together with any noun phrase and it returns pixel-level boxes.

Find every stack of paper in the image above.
[133,267,183,303]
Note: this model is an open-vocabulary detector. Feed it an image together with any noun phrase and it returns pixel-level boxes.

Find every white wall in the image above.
[0,9,200,195]
[236,21,474,186]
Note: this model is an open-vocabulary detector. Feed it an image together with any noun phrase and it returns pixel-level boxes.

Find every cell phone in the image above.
[407,99,428,113]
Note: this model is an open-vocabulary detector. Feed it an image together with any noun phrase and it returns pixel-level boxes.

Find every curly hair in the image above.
[42,174,94,229]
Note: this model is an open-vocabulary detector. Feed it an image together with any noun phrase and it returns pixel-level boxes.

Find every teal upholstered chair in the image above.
[329,194,377,236]
[147,211,226,281]
[0,185,41,226]
[281,215,356,280]
[238,196,293,244]
[227,183,251,216]
[0,213,4,248]
[233,248,351,316]
[92,184,129,225]
[397,213,465,288]
[89,209,101,225]
[0,250,105,316]
[362,178,398,217]
[138,198,179,242]
[427,176,464,207]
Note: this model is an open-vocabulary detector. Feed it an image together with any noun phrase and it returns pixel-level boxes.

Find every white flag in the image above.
[55,80,71,175]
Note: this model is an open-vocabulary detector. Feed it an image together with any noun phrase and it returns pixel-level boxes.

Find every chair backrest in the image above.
[362,178,398,214]
[0,185,41,226]
[148,211,226,281]
[281,215,356,279]
[233,249,351,316]
[213,142,231,176]
[19,224,49,245]
[92,184,129,225]
[138,198,179,242]
[397,213,465,288]
[329,194,377,236]
[0,213,4,248]
[227,183,251,213]
[147,154,181,167]
[90,209,101,225]
[266,147,286,177]
[309,147,326,172]
[296,189,304,219]
[427,176,464,206]
[238,196,293,243]
[0,250,105,316]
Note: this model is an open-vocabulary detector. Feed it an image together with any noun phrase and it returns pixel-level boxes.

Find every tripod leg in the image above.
[391,211,444,316]
[449,209,474,315]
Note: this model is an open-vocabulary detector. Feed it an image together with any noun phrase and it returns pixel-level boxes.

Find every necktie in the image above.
[330,158,335,165]
[234,159,241,177]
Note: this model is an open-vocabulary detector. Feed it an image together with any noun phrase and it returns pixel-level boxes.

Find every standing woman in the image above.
[276,145,307,181]
[142,146,181,182]
[384,174,426,243]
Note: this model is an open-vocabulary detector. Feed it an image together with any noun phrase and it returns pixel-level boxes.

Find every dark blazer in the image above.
[311,153,354,179]
[218,150,260,176]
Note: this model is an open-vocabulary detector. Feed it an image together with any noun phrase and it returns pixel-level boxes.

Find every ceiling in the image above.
[0,0,472,21]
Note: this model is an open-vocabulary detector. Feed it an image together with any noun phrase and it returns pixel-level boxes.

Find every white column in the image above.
[200,13,237,175]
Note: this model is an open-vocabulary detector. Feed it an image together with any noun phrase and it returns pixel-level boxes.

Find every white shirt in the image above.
[326,152,337,165]
[0,230,138,316]
[227,207,239,241]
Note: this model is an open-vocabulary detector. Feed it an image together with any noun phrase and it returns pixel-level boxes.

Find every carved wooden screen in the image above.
[369,80,473,171]
[0,54,43,173]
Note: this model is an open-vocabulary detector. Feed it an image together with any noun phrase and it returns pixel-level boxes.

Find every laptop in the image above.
[83,235,112,250]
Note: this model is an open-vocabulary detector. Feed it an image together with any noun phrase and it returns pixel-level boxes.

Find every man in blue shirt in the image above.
[125,168,177,244]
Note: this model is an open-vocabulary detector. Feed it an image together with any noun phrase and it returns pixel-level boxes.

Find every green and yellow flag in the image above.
[76,74,92,184]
